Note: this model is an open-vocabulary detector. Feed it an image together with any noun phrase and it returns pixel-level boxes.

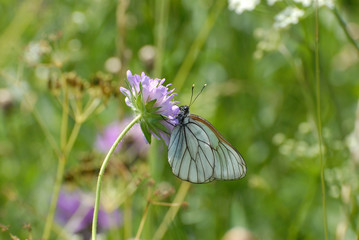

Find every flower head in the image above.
[274,7,305,29]
[293,0,335,8]
[95,119,149,157]
[228,0,260,15]
[120,70,179,145]
[56,188,122,238]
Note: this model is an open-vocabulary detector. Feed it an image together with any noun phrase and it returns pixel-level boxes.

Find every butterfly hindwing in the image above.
[168,114,246,183]
[191,115,246,181]
[213,141,246,180]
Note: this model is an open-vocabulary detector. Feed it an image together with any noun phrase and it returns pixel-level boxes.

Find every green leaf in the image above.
[147,122,161,138]
[147,112,165,122]
[125,80,135,99]
[145,99,157,112]
[154,121,170,134]
[140,120,152,144]
[136,93,144,112]
[139,82,143,96]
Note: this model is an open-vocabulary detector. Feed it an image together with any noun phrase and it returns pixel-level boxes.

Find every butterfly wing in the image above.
[191,115,246,181]
[168,119,215,183]
[168,114,246,183]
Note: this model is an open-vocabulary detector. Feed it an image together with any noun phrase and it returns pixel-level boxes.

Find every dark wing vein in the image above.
[168,121,216,183]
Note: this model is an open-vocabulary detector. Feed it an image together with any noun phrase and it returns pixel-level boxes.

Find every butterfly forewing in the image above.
[168,113,246,183]
[168,117,215,183]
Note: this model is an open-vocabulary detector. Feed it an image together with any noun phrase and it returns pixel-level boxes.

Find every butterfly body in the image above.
[168,105,246,183]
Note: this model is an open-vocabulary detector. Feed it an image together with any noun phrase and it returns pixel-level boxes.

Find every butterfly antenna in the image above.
[189,84,195,105]
[189,84,207,107]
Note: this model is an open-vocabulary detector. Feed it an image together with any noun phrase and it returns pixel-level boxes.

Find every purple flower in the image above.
[120,70,179,145]
[56,188,122,239]
[95,118,149,156]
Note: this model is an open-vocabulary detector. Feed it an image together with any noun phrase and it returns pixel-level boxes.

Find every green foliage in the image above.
[1,0,359,239]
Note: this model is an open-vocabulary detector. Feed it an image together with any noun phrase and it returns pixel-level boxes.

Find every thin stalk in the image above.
[81,98,102,121]
[173,0,226,92]
[124,197,132,240]
[151,201,183,207]
[60,78,69,151]
[135,198,151,240]
[92,114,142,240]
[42,155,66,240]
[0,0,43,66]
[42,78,70,239]
[154,0,169,77]
[153,181,191,240]
[333,7,359,53]
[116,0,129,77]
[314,2,328,240]
[64,121,82,157]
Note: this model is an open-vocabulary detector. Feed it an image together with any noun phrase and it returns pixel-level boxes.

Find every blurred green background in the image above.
[1,0,359,239]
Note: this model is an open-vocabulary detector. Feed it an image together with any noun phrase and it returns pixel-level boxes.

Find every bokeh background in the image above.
[1,0,359,239]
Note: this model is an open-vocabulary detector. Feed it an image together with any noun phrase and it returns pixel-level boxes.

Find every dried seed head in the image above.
[65,72,80,87]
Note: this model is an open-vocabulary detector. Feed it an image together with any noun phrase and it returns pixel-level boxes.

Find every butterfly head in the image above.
[175,84,206,125]
[176,105,190,124]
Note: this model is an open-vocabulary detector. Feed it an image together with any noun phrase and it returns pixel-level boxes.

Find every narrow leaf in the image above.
[140,120,152,144]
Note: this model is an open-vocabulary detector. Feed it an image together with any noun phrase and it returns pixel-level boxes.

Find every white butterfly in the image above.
[168,88,246,183]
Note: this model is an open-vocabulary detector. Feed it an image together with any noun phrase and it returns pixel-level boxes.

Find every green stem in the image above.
[64,121,82,157]
[135,196,151,240]
[153,181,191,240]
[314,2,328,240]
[124,197,132,240]
[154,0,168,77]
[0,0,43,66]
[81,98,102,121]
[60,78,69,151]
[116,0,129,78]
[42,78,70,239]
[92,114,142,240]
[42,155,66,240]
[333,7,359,53]
[173,0,225,92]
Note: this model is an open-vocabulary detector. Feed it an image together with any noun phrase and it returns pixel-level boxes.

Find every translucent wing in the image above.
[168,119,215,183]
[168,115,246,183]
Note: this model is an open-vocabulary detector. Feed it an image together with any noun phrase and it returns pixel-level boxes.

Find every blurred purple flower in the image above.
[120,70,179,145]
[95,119,149,156]
[56,188,122,239]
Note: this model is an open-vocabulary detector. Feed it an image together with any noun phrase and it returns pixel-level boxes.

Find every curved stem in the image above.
[92,114,142,240]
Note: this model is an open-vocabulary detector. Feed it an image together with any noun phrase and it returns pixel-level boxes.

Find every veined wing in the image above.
[190,115,246,181]
[168,114,246,183]
[168,119,215,183]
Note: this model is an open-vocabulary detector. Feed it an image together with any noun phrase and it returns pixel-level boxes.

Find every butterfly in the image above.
[168,85,246,183]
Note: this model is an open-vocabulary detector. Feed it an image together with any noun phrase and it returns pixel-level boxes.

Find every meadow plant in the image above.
[92,70,179,239]
[42,68,119,239]
[1,1,359,239]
